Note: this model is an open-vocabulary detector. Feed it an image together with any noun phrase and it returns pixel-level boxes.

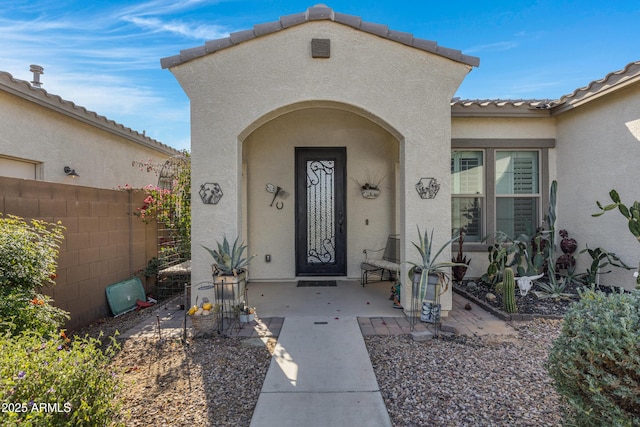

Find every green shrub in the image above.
[546,289,640,426]
[0,290,69,337]
[0,215,65,293]
[0,332,122,427]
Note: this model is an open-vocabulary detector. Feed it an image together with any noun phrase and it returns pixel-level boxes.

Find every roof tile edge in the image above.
[551,60,640,114]
[159,5,480,69]
[0,71,180,155]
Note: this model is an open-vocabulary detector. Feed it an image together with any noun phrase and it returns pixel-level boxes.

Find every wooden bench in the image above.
[361,235,400,286]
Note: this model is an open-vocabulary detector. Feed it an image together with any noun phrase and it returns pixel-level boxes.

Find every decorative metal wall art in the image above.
[415,177,440,199]
[266,183,288,209]
[199,182,223,204]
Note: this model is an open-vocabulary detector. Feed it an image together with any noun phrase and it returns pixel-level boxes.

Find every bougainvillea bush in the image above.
[546,289,640,426]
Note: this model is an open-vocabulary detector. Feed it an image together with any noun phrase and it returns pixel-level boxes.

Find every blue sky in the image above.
[1,1,639,151]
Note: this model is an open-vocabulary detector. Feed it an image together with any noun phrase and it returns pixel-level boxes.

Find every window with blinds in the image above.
[451,151,484,241]
[496,151,540,237]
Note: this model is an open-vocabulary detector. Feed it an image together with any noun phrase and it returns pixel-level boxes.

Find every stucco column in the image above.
[399,127,454,317]
[189,124,243,294]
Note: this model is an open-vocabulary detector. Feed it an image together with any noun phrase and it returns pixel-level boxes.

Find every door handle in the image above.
[338,211,343,234]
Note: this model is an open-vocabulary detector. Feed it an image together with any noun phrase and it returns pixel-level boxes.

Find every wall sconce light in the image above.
[64,166,79,178]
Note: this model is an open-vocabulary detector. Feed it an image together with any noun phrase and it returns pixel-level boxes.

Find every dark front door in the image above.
[295,147,347,276]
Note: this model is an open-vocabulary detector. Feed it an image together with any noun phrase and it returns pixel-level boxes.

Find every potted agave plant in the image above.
[203,236,254,306]
[409,226,467,323]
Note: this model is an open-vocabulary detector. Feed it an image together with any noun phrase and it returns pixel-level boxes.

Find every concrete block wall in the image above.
[0,177,157,331]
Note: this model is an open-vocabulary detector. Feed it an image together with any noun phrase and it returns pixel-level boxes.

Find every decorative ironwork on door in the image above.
[295,147,346,276]
[306,160,336,264]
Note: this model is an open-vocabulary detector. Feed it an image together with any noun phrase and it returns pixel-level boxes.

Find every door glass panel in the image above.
[306,160,335,264]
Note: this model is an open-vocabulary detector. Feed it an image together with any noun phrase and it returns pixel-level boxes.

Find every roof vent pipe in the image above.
[30,65,44,87]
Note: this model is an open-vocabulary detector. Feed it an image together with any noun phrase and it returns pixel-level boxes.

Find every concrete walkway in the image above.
[246,280,516,427]
[250,316,391,427]
[118,280,517,427]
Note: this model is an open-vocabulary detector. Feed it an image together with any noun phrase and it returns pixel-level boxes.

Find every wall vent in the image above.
[311,39,330,58]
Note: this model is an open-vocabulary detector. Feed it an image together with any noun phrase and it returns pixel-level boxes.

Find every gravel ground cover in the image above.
[72,297,276,426]
[72,298,566,426]
[70,295,185,343]
[110,335,276,426]
[365,319,566,427]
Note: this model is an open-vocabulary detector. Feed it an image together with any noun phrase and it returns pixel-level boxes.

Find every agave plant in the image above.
[532,278,574,300]
[202,236,253,276]
[409,226,466,301]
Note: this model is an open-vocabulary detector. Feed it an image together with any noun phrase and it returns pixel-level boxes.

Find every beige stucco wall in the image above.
[170,20,472,312]
[0,91,175,190]
[452,117,556,139]
[555,83,640,290]
[244,107,397,280]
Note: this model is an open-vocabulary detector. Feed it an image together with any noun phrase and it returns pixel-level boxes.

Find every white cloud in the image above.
[122,15,229,40]
[465,41,519,54]
[117,0,214,18]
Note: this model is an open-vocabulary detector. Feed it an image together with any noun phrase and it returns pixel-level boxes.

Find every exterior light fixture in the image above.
[64,166,79,177]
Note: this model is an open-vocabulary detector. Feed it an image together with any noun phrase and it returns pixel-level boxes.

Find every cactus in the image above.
[502,268,517,313]
[593,189,640,287]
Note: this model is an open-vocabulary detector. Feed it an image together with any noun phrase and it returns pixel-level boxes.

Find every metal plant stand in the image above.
[409,276,420,332]
[409,269,443,336]
[214,276,243,337]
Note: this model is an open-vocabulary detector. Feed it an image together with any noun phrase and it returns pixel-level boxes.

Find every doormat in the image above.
[297,280,337,287]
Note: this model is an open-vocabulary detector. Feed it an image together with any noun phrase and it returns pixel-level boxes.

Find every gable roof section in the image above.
[453,60,640,118]
[550,60,640,115]
[0,71,179,156]
[160,4,480,69]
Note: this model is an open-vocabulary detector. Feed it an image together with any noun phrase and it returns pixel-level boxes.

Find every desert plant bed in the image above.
[453,279,625,320]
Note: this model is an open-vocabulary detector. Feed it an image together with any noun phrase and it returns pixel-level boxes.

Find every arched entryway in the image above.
[241,103,402,281]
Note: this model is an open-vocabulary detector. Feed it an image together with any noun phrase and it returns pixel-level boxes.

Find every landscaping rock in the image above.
[410,331,435,341]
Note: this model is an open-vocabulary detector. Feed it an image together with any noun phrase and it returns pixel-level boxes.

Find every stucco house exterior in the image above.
[0,70,180,189]
[161,5,639,314]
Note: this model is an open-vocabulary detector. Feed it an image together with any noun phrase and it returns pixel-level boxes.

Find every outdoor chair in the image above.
[361,234,400,286]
